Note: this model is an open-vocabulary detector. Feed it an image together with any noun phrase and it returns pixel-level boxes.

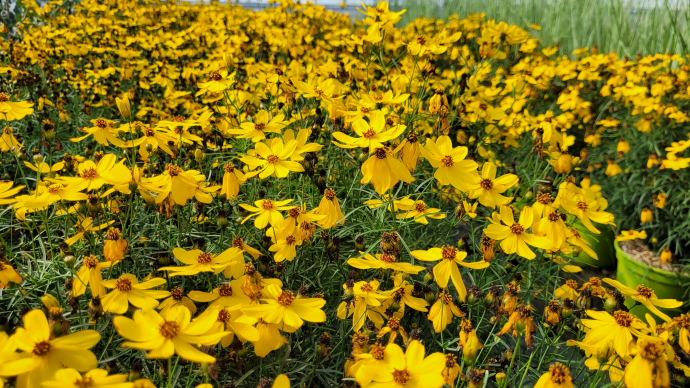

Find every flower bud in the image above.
[462,331,481,364]
[116,93,133,120]
[496,372,507,386]
[640,208,653,224]
[63,255,76,268]
[661,248,672,264]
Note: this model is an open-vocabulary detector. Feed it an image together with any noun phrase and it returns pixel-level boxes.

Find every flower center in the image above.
[510,223,524,235]
[614,311,634,327]
[277,290,295,306]
[95,118,108,128]
[261,200,275,210]
[218,284,234,297]
[171,287,184,301]
[363,128,376,138]
[360,283,374,292]
[440,292,453,305]
[286,235,297,245]
[636,285,654,298]
[288,206,301,218]
[380,254,395,263]
[360,107,370,114]
[218,309,231,322]
[640,341,665,360]
[414,202,428,212]
[314,87,325,96]
[48,184,64,194]
[33,340,51,356]
[255,122,266,131]
[84,255,99,269]
[445,354,457,368]
[549,363,570,384]
[441,246,457,260]
[325,188,337,200]
[197,252,215,264]
[441,155,454,167]
[81,167,99,179]
[537,193,554,204]
[159,321,181,338]
[167,164,183,177]
[370,344,386,360]
[144,127,156,137]
[266,155,280,164]
[232,237,244,248]
[576,201,588,211]
[375,148,387,159]
[0,93,10,102]
[211,72,222,80]
[480,179,494,190]
[416,36,427,45]
[548,212,560,222]
[116,278,133,291]
[106,228,122,241]
[74,376,95,387]
[393,369,411,385]
[224,163,235,173]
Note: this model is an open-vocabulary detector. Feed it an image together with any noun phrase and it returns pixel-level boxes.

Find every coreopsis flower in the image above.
[254,318,292,357]
[231,236,262,260]
[0,259,22,286]
[469,162,518,208]
[115,92,132,120]
[333,110,406,150]
[268,224,302,262]
[163,164,206,206]
[407,31,461,56]
[671,314,690,353]
[43,368,133,388]
[0,332,33,381]
[196,68,235,96]
[240,198,294,229]
[654,193,667,208]
[535,362,574,388]
[641,208,653,223]
[358,340,446,388]
[158,287,197,315]
[20,182,87,210]
[0,126,21,152]
[605,160,623,176]
[12,310,100,388]
[0,92,35,121]
[660,248,673,264]
[338,280,388,331]
[428,291,464,333]
[395,197,446,224]
[292,78,337,102]
[242,139,304,179]
[315,188,346,229]
[498,305,537,345]
[70,118,126,147]
[485,206,552,259]
[347,252,425,274]
[562,191,614,234]
[197,306,260,347]
[101,274,170,314]
[616,230,648,241]
[420,135,479,192]
[399,133,421,172]
[243,284,326,329]
[544,300,563,326]
[159,247,243,277]
[228,110,287,142]
[411,246,489,300]
[361,147,415,195]
[603,279,682,322]
[72,254,112,297]
[624,338,671,388]
[65,217,115,246]
[220,163,246,200]
[59,154,132,192]
[24,160,64,174]
[114,307,226,363]
[581,310,647,357]
[533,211,569,250]
[123,125,177,160]
[358,1,406,26]
[442,354,463,386]
[104,227,129,263]
[188,279,252,309]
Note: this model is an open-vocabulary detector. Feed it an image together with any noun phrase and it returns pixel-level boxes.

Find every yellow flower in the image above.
[72,254,112,297]
[196,306,259,347]
[0,92,34,121]
[115,93,132,120]
[333,110,406,150]
[359,340,446,388]
[624,338,671,388]
[43,368,133,388]
[469,162,518,208]
[242,139,304,179]
[641,208,653,223]
[220,164,246,200]
[228,110,287,142]
[315,188,346,229]
[240,198,294,229]
[671,314,690,353]
[603,279,682,322]
[268,224,302,262]
[484,206,552,260]
[101,274,170,314]
[654,193,667,209]
[0,126,22,152]
[114,307,227,363]
[580,310,647,357]
[411,246,489,300]
[395,197,446,224]
[420,135,479,193]
[0,260,23,286]
[64,217,115,246]
[104,227,129,263]
[12,310,101,388]
[188,279,252,309]
[70,118,126,147]
[361,146,415,195]
[158,287,198,316]
[59,154,132,192]
[196,68,235,96]
[561,191,614,234]
[534,362,574,388]
[122,125,177,160]
[660,248,672,264]
[428,291,464,333]
[159,247,243,277]
[0,332,34,380]
[242,284,326,329]
[616,230,648,241]
[347,252,426,274]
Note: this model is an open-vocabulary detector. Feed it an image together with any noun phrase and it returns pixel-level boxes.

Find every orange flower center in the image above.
[116,278,133,291]
[286,235,297,245]
[441,155,454,167]
[510,223,524,235]
[360,283,374,292]
[95,118,108,128]
[314,87,325,96]
[576,201,588,211]
[414,202,428,212]
[363,128,376,138]
[144,127,156,137]
[416,36,427,45]
[549,363,570,384]
[224,163,235,173]
[445,354,457,368]
[197,252,215,264]
[0,93,10,102]
[267,155,280,164]
[288,206,301,218]
[48,184,64,194]
[106,228,122,241]
[81,167,99,179]
[261,200,275,210]
[380,254,395,263]
[440,292,453,305]
[479,178,493,190]
[167,164,183,176]
[33,340,51,356]
[614,311,634,327]
[277,290,295,306]
[325,188,337,200]
[370,344,386,360]
[232,237,244,248]
[74,376,95,387]
[211,72,223,80]
[171,287,184,301]
[375,148,387,159]
[537,193,554,205]
[159,321,181,338]
[393,369,411,385]
[636,285,654,298]
[640,341,664,360]
[84,255,99,269]
[255,122,266,131]
[218,284,234,297]
[441,246,457,260]
[548,212,560,222]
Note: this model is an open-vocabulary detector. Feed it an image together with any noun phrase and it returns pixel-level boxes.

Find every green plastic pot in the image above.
[570,222,616,269]
[614,240,690,320]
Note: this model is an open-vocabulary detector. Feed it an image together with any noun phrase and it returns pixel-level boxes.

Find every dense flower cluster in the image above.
[0,0,688,387]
